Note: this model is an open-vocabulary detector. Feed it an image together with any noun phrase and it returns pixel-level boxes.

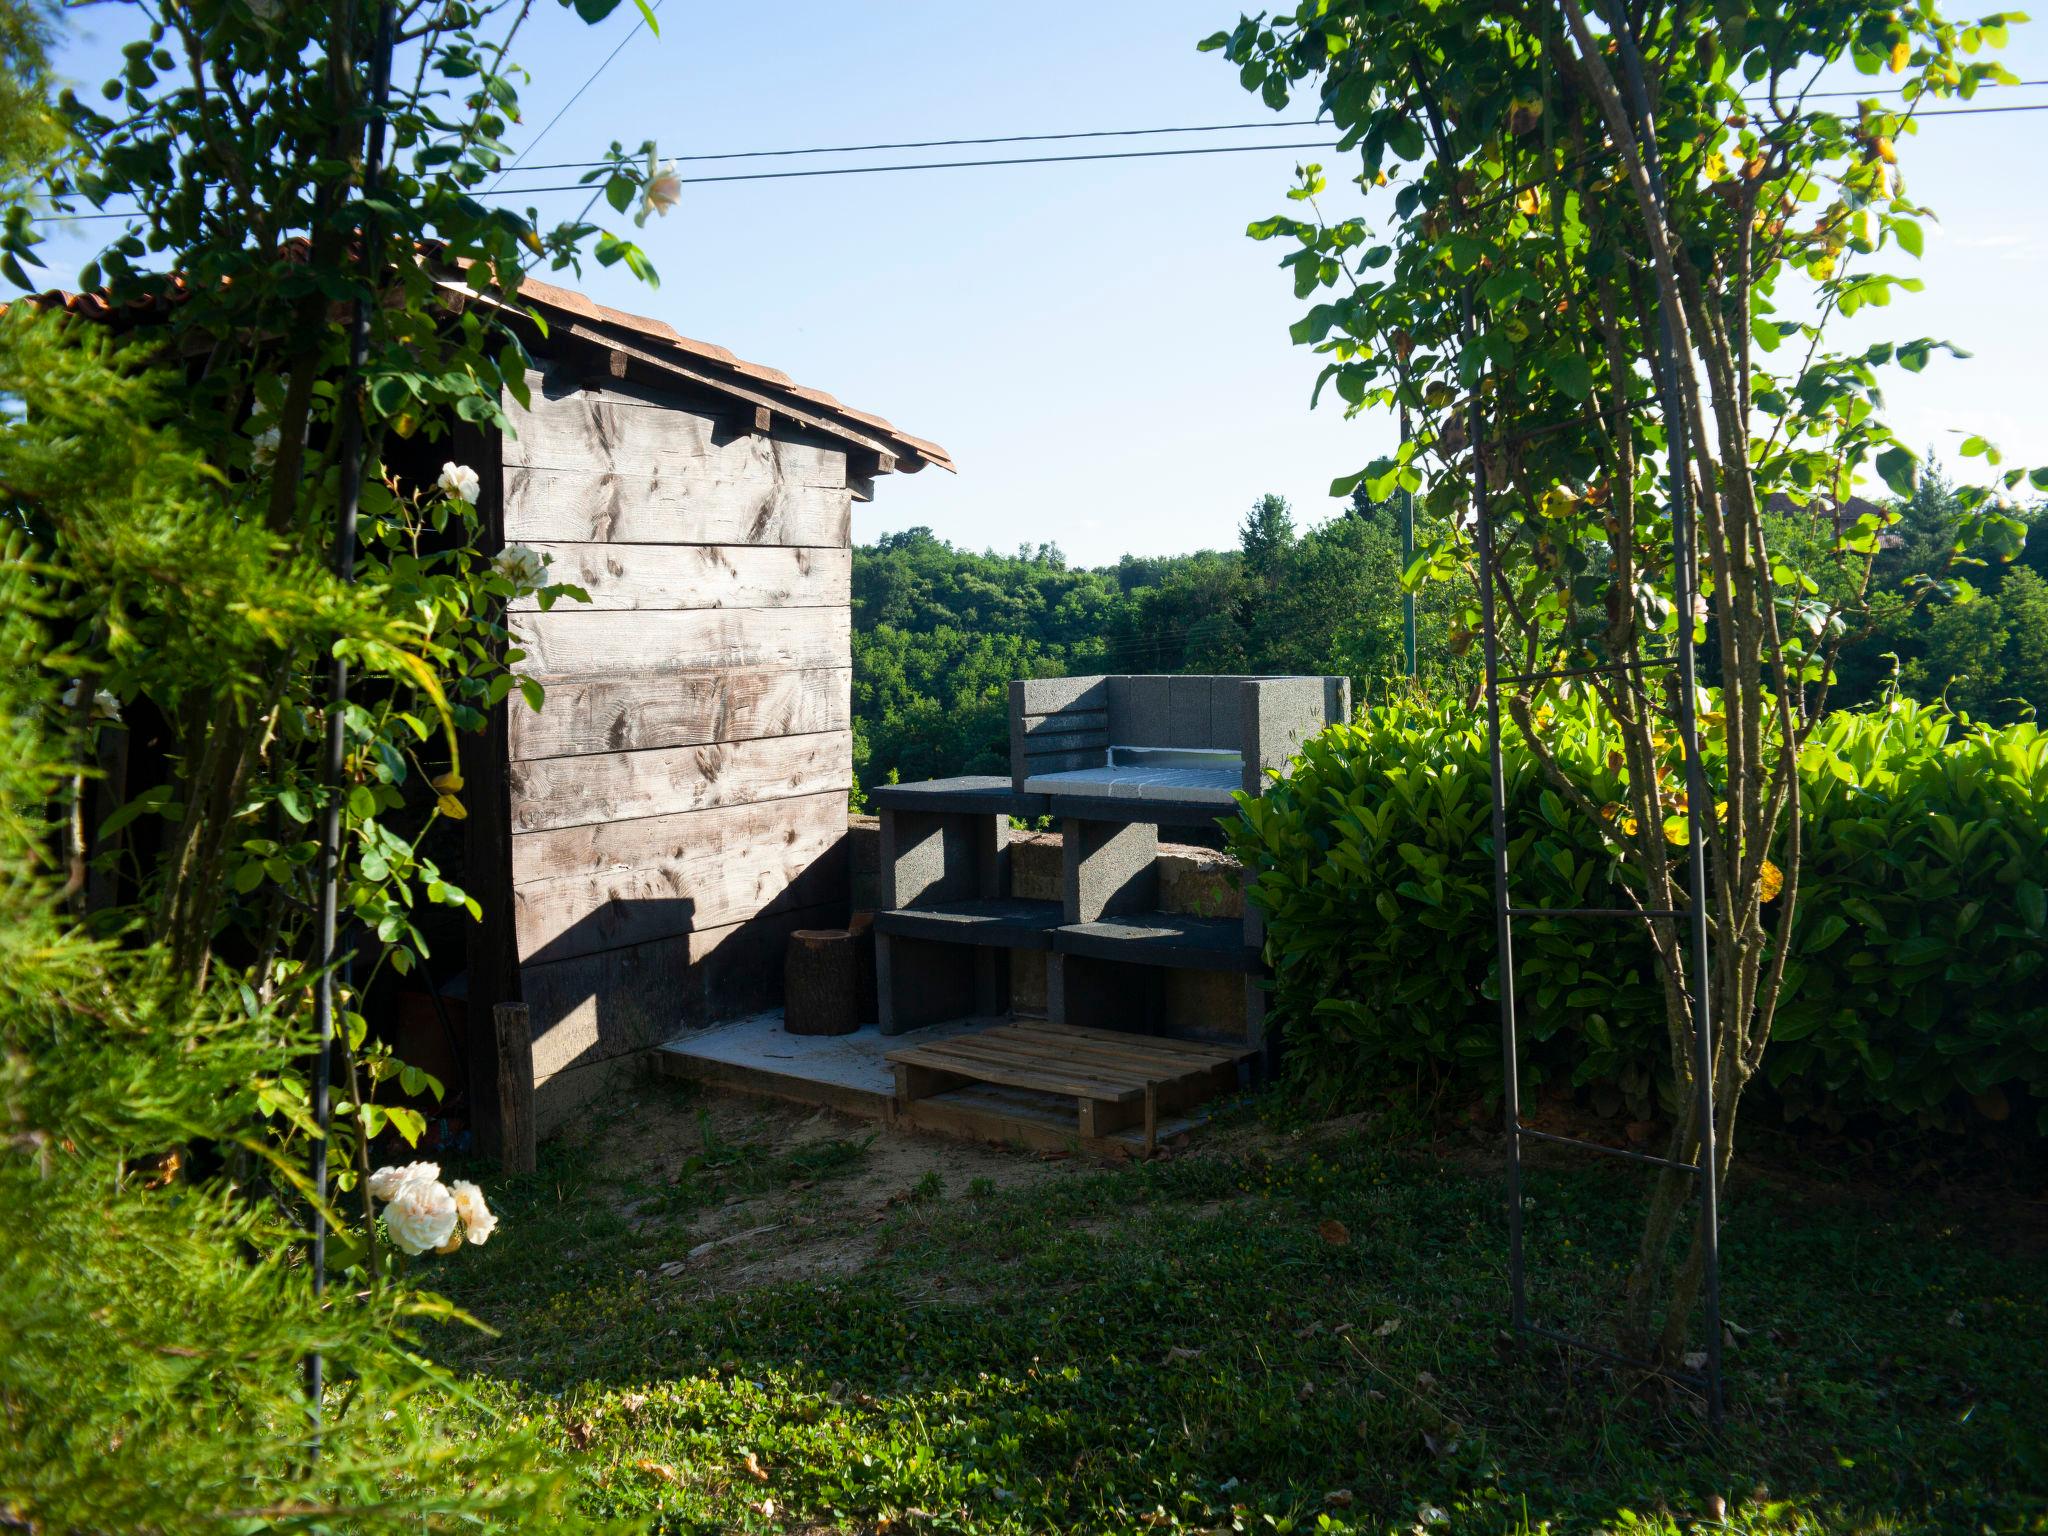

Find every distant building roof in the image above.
[1765,491,1903,549]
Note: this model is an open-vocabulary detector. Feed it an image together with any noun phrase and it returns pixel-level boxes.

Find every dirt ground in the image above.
[557,1080,1107,1293]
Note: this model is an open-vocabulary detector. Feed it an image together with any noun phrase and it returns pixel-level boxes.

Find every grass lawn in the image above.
[426,1082,2046,1536]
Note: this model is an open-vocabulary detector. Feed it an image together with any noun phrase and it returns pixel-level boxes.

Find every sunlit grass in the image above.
[426,1093,2045,1535]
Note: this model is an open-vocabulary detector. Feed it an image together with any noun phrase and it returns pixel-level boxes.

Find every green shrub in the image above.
[1228,694,2048,1132]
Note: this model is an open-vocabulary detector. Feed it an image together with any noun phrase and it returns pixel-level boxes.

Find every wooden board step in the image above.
[887,1022,1252,1152]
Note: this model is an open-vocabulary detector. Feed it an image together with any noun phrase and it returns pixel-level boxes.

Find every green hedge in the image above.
[1228,695,2048,1132]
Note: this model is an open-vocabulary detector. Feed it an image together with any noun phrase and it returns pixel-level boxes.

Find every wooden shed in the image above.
[452,273,951,1140]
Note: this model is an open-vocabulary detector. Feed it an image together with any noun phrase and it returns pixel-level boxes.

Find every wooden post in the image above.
[493,1002,535,1174]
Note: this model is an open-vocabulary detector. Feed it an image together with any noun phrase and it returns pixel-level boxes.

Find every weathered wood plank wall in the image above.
[501,363,854,1128]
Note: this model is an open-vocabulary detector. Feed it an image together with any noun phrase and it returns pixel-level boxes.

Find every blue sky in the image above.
[41,2,2048,567]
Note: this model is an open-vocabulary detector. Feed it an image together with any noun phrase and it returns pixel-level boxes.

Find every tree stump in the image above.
[784,928,860,1036]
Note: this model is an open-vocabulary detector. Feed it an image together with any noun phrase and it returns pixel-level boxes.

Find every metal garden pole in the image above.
[309,0,396,1433]
[1399,400,1417,678]
[1463,289,1526,1332]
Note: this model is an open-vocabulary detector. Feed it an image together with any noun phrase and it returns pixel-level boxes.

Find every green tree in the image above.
[1238,490,1297,583]
[1211,0,2035,1365]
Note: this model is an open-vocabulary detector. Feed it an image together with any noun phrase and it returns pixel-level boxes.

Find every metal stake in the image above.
[309,0,396,1434]
[1399,400,1417,679]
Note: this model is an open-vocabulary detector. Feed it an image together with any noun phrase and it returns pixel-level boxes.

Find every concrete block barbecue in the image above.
[1010,673,1351,810]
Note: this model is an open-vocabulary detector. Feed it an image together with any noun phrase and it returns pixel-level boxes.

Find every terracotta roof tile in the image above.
[489,268,949,472]
[16,260,952,475]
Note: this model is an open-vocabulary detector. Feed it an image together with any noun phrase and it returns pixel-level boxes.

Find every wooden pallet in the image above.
[886,1021,1251,1151]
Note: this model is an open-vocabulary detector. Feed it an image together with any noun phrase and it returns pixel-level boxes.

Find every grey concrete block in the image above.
[1047,951,1158,1031]
[848,813,881,912]
[1242,676,1343,792]
[1108,674,1175,748]
[1168,674,1214,749]
[881,807,1004,908]
[1013,676,1107,789]
[1013,675,1107,716]
[1207,676,1245,750]
[877,931,977,1034]
[1063,816,1159,923]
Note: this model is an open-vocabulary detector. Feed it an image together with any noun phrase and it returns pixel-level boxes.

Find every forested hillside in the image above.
[852,478,2046,794]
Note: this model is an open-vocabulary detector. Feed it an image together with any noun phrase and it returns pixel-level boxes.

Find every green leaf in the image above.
[1386,117,1425,162]
[2018,880,2046,933]
[1545,353,1593,401]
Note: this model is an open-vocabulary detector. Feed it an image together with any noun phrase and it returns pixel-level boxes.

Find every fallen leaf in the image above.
[1325,1489,1355,1508]
[619,1392,647,1416]
[742,1450,769,1482]
[1318,1218,1351,1246]
[1162,1345,1203,1365]
[1374,1317,1403,1338]
[565,1419,595,1449]
[1293,1321,1324,1340]
[1295,1380,1316,1402]
[1416,1371,1437,1390]
[1707,1493,1728,1522]
[635,1459,681,1486]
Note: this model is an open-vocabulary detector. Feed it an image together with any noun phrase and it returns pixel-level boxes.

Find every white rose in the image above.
[366,1160,441,1202]
[383,1176,459,1256]
[437,462,481,504]
[61,682,122,723]
[491,542,552,592]
[250,426,281,467]
[449,1179,497,1245]
[641,160,681,221]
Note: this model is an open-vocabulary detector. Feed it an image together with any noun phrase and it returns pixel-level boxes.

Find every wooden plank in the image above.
[494,1003,536,1174]
[504,467,852,547]
[1018,1020,1254,1061]
[512,789,848,961]
[509,729,851,833]
[894,1083,1214,1156]
[910,1032,1159,1091]
[459,417,520,1159]
[889,1039,1145,1102]
[510,666,850,761]
[521,900,843,1079]
[513,606,850,680]
[993,1024,1239,1074]
[543,319,903,464]
[511,542,849,612]
[503,383,846,484]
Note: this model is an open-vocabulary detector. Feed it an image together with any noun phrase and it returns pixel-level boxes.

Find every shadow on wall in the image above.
[516,836,852,1135]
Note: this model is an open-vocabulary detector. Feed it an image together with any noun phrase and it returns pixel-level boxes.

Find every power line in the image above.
[483,0,664,193]
[480,103,2046,194]
[496,138,1345,194]
[492,78,2048,173]
[32,98,2047,223]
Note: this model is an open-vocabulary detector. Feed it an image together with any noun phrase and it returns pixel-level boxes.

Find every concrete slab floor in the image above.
[654,1010,978,1101]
